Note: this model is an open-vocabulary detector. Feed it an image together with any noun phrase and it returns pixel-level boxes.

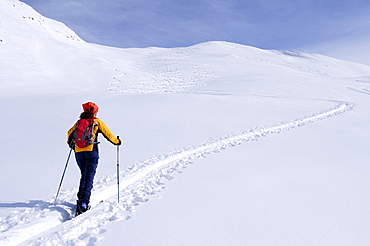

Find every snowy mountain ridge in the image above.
[0,0,83,43]
[1,1,370,98]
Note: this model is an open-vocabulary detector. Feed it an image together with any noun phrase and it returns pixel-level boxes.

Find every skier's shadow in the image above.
[0,200,74,221]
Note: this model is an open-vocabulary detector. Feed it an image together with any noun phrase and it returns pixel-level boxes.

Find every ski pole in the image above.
[54,147,73,205]
[117,136,120,203]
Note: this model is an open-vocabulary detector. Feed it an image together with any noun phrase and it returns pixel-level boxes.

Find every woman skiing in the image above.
[67,102,121,216]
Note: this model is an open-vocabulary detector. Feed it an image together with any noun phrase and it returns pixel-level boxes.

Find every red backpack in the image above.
[72,118,96,148]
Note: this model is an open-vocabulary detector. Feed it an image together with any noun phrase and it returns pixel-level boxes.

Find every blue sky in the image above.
[22,0,370,65]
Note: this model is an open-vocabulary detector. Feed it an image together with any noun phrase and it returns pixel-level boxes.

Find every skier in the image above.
[67,102,121,215]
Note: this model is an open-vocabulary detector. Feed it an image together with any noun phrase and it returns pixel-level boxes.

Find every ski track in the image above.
[0,101,354,246]
[347,86,370,95]
[109,47,219,94]
[347,76,370,96]
[108,69,126,93]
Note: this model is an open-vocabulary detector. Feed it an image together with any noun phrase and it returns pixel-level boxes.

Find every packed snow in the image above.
[1,0,370,245]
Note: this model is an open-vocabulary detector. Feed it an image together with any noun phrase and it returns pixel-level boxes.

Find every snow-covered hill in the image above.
[1,1,370,245]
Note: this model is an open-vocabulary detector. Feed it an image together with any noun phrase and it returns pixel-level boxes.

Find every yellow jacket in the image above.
[67,118,120,152]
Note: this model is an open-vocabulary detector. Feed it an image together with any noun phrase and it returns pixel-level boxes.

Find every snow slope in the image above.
[1,1,370,245]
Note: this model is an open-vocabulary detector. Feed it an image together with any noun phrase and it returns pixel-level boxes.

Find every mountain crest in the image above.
[0,0,84,44]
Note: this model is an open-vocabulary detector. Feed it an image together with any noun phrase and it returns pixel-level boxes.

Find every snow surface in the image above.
[1,0,370,245]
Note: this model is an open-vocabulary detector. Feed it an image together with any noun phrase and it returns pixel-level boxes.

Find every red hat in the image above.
[82,102,99,114]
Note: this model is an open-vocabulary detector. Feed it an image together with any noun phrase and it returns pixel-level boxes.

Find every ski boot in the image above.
[75,200,90,216]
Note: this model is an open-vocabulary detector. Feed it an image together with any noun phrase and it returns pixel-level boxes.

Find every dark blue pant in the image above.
[75,151,99,202]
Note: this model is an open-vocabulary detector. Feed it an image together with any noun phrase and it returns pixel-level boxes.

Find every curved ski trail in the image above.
[108,69,126,93]
[0,102,353,246]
